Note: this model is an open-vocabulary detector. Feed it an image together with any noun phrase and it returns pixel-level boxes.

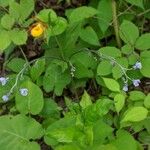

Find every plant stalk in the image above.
[111,0,122,48]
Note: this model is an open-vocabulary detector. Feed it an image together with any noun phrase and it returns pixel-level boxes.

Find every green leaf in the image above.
[19,0,34,21]
[0,0,14,7]
[1,14,15,29]
[69,6,98,23]
[144,94,150,109]
[125,0,144,9]
[112,130,138,150]
[119,20,139,45]
[37,9,57,23]
[44,116,76,146]
[43,63,71,96]
[80,90,92,109]
[114,93,125,113]
[140,56,150,77]
[129,91,146,101]
[97,60,113,76]
[0,30,11,52]
[103,78,120,92]
[15,81,44,115]
[51,17,67,35]
[121,107,148,123]
[30,58,45,81]
[10,29,27,45]
[97,0,112,33]
[79,26,100,46]
[56,144,81,150]
[135,33,150,50]
[0,115,43,150]
[6,58,26,73]
[9,1,21,20]
[98,46,121,58]
[71,52,97,78]
[40,98,60,118]
[93,119,113,144]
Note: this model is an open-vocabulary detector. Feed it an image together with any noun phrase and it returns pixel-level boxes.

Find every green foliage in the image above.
[0,115,44,150]
[0,0,150,149]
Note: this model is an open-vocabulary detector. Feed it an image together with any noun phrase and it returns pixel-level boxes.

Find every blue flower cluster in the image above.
[123,61,142,92]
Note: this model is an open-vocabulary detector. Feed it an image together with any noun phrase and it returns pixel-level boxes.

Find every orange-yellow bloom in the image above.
[30,23,45,37]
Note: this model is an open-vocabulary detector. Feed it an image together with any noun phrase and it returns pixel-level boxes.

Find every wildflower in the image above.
[19,88,28,96]
[132,79,141,87]
[30,23,45,37]
[123,84,128,92]
[0,77,9,86]
[2,95,9,102]
[133,61,142,70]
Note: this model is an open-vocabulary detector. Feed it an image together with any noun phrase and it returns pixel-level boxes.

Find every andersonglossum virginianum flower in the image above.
[132,79,141,87]
[123,84,128,92]
[0,77,9,86]
[2,94,9,102]
[133,61,142,70]
[19,88,29,96]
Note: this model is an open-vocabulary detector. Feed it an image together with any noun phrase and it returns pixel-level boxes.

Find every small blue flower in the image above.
[2,95,9,102]
[19,88,28,96]
[0,77,9,86]
[133,61,142,70]
[123,84,128,92]
[132,79,141,87]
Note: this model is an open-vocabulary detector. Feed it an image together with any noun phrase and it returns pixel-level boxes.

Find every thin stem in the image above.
[111,0,122,48]
[19,47,31,68]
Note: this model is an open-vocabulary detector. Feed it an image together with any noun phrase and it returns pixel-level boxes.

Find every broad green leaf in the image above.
[9,1,21,20]
[119,20,139,45]
[121,107,148,123]
[71,52,97,78]
[97,60,112,76]
[0,30,11,52]
[0,0,14,7]
[79,26,100,46]
[125,0,144,9]
[98,46,121,58]
[103,78,120,92]
[129,91,146,101]
[6,58,26,73]
[140,57,150,77]
[135,33,150,50]
[93,119,113,144]
[37,9,57,23]
[114,94,125,113]
[121,44,134,55]
[40,98,60,118]
[80,90,92,109]
[112,130,138,150]
[30,58,45,81]
[43,63,71,96]
[1,14,15,29]
[97,0,112,33]
[0,115,43,150]
[144,94,150,109]
[10,29,27,45]
[96,98,113,116]
[56,144,81,150]
[69,6,98,23]
[44,116,76,146]
[19,0,34,21]
[15,81,44,115]
[51,17,67,35]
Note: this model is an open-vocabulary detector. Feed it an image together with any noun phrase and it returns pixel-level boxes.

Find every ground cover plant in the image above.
[0,0,150,149]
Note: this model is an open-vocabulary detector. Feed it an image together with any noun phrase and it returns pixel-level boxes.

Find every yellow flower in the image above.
[30,23,45,37]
